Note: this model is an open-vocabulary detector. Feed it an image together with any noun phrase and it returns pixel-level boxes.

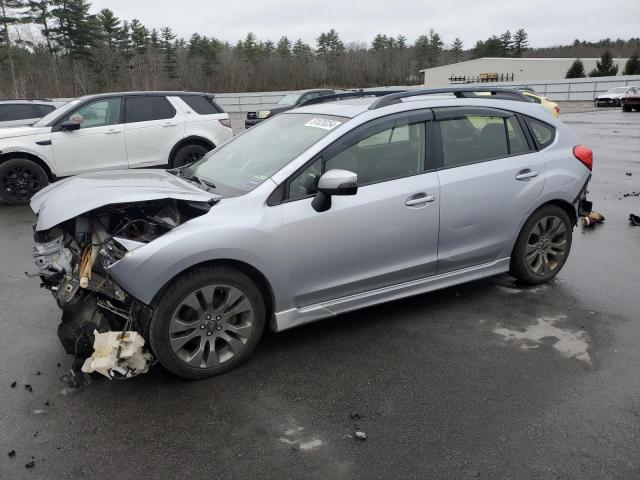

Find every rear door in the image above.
[124,95,186,168]
[434,107,546,273]
[278,110,440,307]
[50,97,127,175]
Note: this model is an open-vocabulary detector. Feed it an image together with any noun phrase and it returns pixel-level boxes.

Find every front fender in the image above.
[107,214,288,308]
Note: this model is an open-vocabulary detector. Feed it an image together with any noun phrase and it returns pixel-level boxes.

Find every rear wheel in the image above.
[149,266,265,379]
[623,105,632,112]
[510,205,572,285]
[171,143,211,169]
[0,158,49,205]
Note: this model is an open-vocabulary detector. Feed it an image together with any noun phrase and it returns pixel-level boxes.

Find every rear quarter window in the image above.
[180,95,221,115]
[525,116,556,149]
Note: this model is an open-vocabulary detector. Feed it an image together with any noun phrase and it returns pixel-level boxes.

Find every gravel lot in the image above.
[1,107,640,479]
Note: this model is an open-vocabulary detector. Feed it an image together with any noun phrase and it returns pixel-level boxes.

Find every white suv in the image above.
[0,91,233,204]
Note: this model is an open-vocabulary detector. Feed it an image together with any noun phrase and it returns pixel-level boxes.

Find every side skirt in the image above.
[274,258,511,332]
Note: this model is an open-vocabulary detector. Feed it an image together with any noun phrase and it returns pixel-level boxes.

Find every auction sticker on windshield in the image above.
[305,118,342,130]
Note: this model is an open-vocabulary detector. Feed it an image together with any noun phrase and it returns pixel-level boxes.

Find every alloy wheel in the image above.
[1,165,45,201]
[168,284,255,368]
[525,215,568,276]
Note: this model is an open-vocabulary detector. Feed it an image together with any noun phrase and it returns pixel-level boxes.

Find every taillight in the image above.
[573,145,593,171]
[554,105,560,114]
[218,118,231,128]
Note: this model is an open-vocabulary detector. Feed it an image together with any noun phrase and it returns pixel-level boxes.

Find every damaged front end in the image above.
[30,171,218,379]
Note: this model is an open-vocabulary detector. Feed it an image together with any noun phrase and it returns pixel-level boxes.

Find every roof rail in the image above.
[368,86,529,110]
[0,98,54,102]
[298,90,407,107]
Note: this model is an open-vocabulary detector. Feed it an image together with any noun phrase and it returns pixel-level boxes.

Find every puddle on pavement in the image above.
[493,314,591,364]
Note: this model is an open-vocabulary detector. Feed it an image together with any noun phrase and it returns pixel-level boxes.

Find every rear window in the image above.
[0,103,39,121]
[37,104,56,116]
[525,116,555,149]
[125,96,176,123]
[180,95,221,115]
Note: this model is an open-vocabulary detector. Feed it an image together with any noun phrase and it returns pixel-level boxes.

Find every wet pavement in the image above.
[1,108,640,479]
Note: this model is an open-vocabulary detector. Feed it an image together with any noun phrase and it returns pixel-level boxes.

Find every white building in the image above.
[420,57,630,87]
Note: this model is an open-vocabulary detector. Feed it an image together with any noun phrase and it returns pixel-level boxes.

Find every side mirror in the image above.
[59,120,80,131]
[311,169,358,213]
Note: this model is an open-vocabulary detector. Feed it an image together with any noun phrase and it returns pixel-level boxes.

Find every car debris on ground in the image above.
[354,431,367,441]
[580,211,605,227]
[81,330,153,379]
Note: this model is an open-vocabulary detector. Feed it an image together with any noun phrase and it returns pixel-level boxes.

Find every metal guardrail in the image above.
[212,76,640,112]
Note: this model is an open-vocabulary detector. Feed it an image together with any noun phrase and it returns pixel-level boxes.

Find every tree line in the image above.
[566,51,640,78]
[0,0,639,99]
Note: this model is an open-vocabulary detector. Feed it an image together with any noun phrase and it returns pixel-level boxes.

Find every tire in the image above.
[623,105,632,112]
[149,266,266,379]
[510,205,572,285]
[171,143,211,169]
[0,158,49,205]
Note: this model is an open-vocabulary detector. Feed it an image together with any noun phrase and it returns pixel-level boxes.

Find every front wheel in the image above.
[171,143,211,169]
[510,205,572,285]
[0,158,49,205]
[149,266,266,379]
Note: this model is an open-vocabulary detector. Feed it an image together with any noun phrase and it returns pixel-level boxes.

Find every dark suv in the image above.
[245,89,335,129]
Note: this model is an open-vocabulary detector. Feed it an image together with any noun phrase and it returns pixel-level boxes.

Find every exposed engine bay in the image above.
[31,198,213,379]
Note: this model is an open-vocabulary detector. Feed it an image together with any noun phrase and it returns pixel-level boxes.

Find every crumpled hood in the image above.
[0,125,40,140]
[31,169,220,231]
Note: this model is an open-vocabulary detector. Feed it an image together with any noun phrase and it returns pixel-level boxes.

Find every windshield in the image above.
[607,87,627,94]
[33,99,81,127]
[185,113,346,194]
[277,93,302,106]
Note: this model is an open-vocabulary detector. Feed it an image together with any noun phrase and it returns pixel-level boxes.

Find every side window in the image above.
[288,158,322,201]
[299,92,320,104]
[1,104,39,121]
[506,117,531,155]
[439,115,508,168]
[61,98,121,129]
[324,120,425,185]
[525,116,555,149]
[180,95,219,114]
[125,96,176,123]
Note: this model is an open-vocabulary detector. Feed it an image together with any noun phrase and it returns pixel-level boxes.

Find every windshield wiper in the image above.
[185,174,216,190]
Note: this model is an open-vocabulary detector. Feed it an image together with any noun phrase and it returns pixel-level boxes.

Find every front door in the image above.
[51,97,127,176]
[279,110,440,307]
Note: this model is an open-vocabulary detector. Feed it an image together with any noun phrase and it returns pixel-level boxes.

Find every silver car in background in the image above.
[30,87,593,379]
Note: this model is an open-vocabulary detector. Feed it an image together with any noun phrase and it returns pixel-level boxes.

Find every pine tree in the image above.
[130,19,149,54]
[513,29,528,57]
[565,58,586,78]
[276,36,291,57]
[589,50,618,77]
[623,52,640,75]
[159,26,177,78]
[292,38,312,62]
[500,30,513,57]
[50,0,99,58]
[0,0,29,97]
[451,37,463,62]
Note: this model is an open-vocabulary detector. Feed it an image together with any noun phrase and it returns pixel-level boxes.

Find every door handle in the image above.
[105,129,121,134]
[162,123,177,127]
[515,169,538,181]
[405,194,436,206]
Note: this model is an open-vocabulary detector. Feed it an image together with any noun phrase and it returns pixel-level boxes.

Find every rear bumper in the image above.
[576,174,593,218]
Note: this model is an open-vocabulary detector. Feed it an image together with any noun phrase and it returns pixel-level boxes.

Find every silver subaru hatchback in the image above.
[30,88,593,379]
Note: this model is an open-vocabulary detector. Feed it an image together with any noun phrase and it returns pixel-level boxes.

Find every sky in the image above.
[89,0,639,49]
